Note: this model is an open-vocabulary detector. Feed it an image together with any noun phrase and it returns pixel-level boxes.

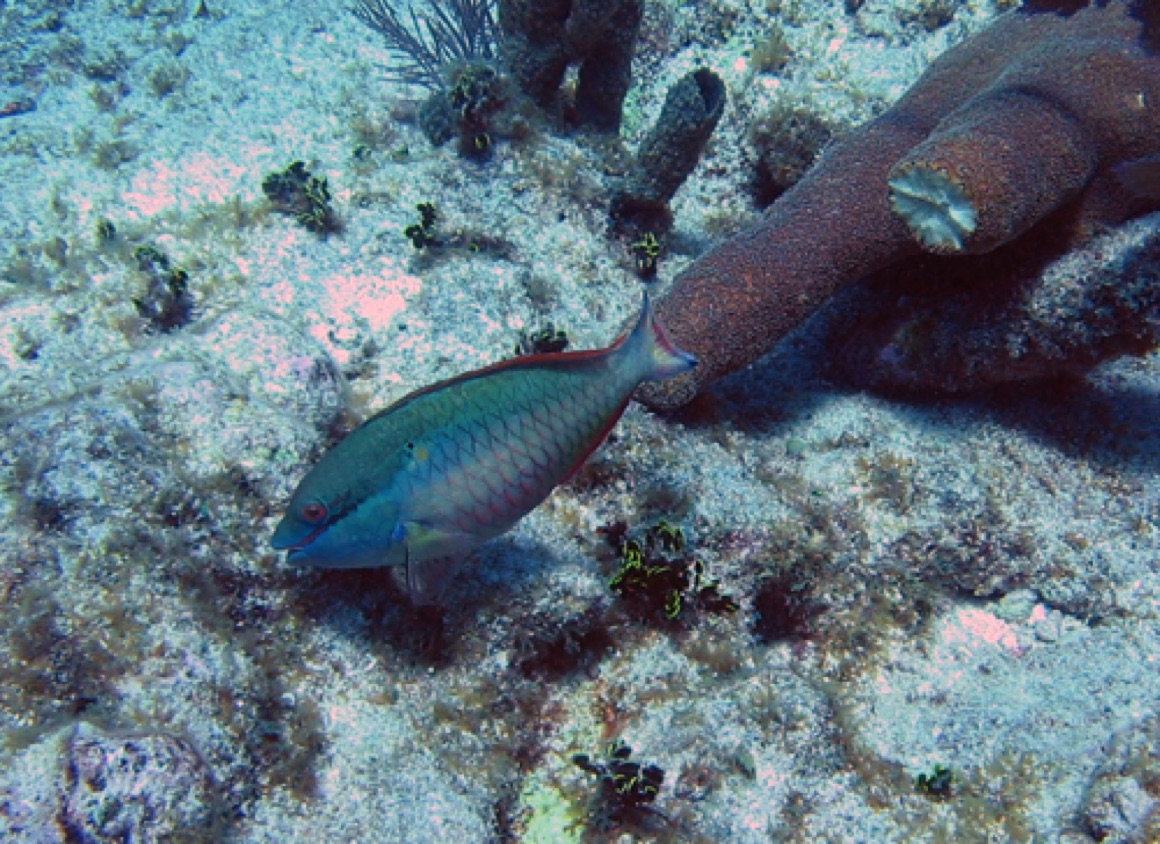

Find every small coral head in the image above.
[888,164,978,253]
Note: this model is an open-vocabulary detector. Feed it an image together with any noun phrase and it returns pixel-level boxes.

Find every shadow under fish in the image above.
[271,294,696,604]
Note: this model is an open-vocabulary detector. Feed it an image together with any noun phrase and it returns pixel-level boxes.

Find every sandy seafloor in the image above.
[2,0,1159,841]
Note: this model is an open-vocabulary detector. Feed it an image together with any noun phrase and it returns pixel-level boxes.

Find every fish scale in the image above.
[271,294,698,599]
[431,372,602,531]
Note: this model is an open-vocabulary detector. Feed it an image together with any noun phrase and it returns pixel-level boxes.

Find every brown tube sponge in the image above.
[638,1,1160,410]
[888,89,1100,254]
[889,35,1155,254]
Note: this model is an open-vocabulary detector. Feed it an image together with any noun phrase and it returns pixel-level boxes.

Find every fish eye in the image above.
[301,501,328,523]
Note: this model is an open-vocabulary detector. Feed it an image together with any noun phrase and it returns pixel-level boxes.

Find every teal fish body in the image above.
[271,295,696,577]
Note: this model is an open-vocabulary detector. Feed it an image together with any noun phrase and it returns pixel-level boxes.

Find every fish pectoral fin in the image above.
[400,520,479,560]
[390,551,464,607]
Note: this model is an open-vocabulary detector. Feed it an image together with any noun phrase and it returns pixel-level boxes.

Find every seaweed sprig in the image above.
[513,323,569,357]
[261,161,338,235]
[132,245,194,332]
[573,741,667,829]
[404,201,439,249]
[607,520,739,624]
[915,763,954,799]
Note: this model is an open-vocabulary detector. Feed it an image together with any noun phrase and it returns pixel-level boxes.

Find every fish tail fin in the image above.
[622,292,698,382]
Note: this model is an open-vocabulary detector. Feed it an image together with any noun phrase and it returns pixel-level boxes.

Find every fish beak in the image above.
[271,517,324,552]
[270,519,297,550]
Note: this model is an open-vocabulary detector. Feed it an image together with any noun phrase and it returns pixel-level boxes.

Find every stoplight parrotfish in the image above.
[271,294,696,602]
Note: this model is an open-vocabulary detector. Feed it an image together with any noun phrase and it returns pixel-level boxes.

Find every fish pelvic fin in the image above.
[391,544,465,606]
[622,291,699,382]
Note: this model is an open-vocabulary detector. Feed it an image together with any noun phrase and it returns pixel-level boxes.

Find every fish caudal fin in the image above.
[623,292,699,382]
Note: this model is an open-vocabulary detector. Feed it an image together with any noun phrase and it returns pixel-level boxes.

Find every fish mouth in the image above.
[271,520,325,553]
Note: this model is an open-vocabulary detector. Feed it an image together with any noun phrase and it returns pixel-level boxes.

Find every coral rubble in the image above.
[64,723,220,843]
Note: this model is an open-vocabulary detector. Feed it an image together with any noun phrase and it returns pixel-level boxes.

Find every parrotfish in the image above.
[271,294,696,601]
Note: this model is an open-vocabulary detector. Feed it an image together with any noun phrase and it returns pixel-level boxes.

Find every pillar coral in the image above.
[638,1,1160,410]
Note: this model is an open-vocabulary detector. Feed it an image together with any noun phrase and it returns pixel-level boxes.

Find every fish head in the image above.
[271,487,407,569]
